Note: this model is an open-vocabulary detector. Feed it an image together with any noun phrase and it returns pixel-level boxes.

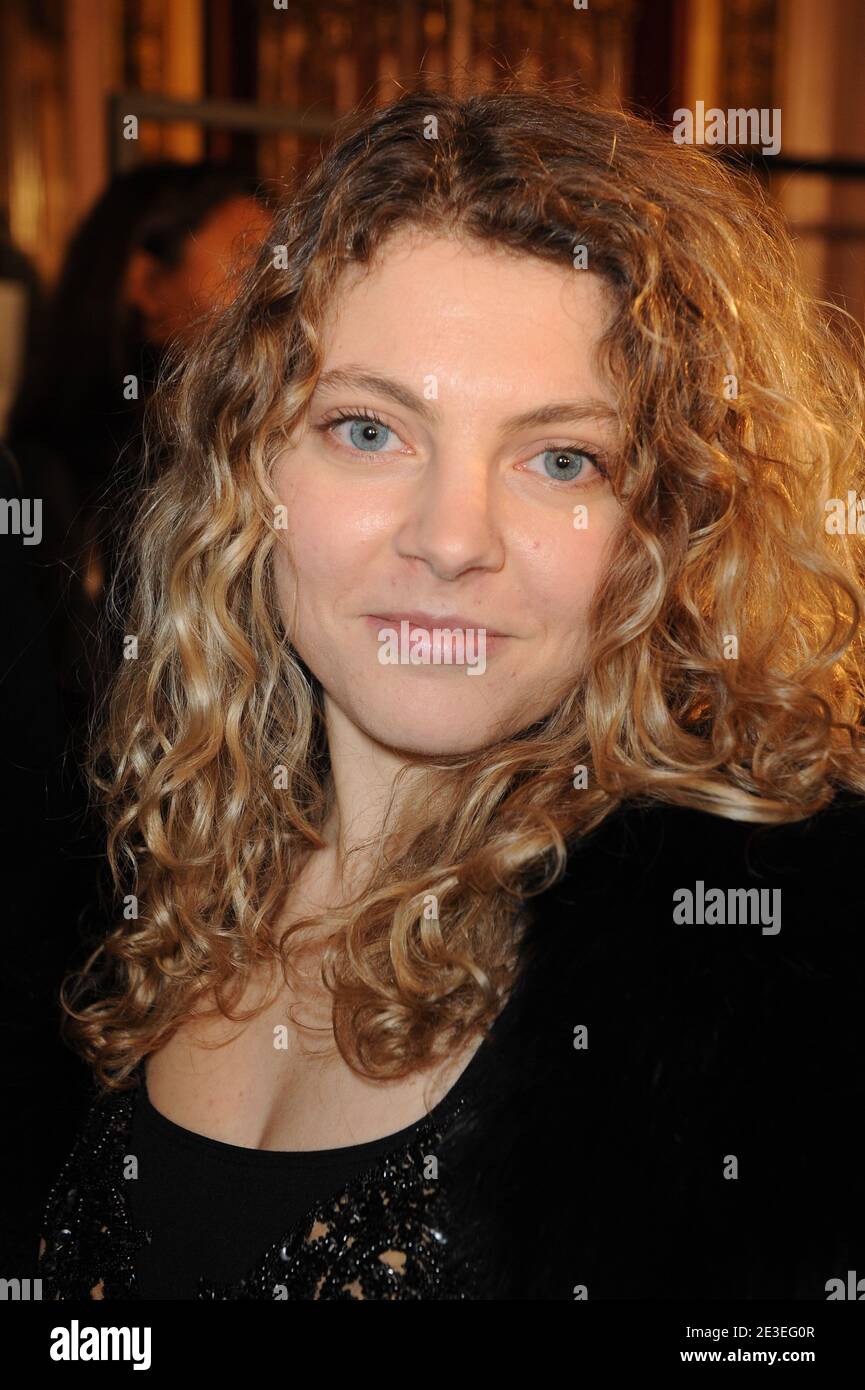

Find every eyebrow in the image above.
[312,367,619,433]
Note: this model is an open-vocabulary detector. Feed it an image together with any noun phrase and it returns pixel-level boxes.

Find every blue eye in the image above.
[346,419,392,451]
[318,410,403,454]
[525,446,608,487]
[541,448,591,482]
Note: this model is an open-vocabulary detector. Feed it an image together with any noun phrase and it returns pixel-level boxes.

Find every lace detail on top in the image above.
[37,1072,483,1301]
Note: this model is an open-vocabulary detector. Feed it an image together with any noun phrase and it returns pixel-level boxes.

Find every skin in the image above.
[122,194,274,346]
[272,228,624,868]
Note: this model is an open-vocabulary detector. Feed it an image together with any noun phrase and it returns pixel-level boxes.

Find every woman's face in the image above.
[272,230,623,755]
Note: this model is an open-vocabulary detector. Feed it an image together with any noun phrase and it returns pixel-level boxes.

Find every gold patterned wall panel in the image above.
[122,0,204,159]
[255,0,639,184]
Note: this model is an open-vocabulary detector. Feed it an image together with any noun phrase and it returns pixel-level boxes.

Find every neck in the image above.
[319,696,433,874]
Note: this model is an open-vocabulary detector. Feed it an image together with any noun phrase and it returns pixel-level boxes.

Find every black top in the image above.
[127,1030,493,1299]
[38,792,865,1300]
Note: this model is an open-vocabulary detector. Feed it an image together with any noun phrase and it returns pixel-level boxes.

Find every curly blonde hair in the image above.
[62,80,865,1092]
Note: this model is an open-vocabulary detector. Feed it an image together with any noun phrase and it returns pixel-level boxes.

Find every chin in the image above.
[351,694,520,758]
[373,727,505,757]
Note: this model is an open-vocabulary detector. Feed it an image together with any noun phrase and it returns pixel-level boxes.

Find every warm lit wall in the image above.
[0,0,863,328]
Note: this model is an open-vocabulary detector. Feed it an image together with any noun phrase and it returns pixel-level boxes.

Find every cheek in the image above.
[273,466,377,599]
[525,508,617,626]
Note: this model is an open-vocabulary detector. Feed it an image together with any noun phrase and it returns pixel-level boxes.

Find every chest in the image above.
[144,972,476,1153]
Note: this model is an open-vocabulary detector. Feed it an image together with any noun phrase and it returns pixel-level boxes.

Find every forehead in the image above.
[319,231,616,408]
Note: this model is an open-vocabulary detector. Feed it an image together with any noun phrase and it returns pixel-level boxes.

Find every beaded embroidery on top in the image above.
[37,1068,483,1301]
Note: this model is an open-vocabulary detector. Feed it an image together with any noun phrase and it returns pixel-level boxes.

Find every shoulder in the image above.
[510,788,865,1060]
[526,787,865,952]
[438,789,865,1298]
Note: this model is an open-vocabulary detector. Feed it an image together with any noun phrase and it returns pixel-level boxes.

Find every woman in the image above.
[36,83,865,1301]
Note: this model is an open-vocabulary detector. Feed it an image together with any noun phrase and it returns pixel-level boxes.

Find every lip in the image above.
[365,611,509,637]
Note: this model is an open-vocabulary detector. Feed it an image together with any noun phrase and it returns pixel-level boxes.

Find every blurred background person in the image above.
[0,206,46,437]
[6,161,274,735]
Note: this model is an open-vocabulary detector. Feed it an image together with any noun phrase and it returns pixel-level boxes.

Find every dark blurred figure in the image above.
[0,165,272,1273]
[0,207,47,435]
[6,160,273,735]
[0,438,95,1271]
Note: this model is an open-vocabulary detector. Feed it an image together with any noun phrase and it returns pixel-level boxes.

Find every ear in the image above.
[121,248,170,327]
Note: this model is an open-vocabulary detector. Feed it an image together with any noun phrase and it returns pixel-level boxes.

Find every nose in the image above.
[394,447,505,581]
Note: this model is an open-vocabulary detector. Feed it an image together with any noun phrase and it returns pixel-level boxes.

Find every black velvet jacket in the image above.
[440,789,865,1299]
[38,792,865,1300]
